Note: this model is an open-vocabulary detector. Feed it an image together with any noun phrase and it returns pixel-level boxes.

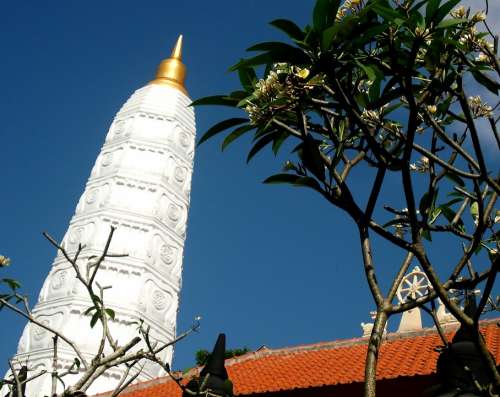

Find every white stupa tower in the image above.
[11,36,195,395]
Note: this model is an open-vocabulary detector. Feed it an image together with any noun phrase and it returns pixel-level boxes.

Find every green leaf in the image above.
[443,172,465,187]
[91,294,102,304]
[263,174,323,193]
[84,306,96,315]
[243,42,310,65]
[313,0,341,32]
[190,95,240,108]
[322,24,339,49]
[90,312,100,328]
[421,229,432,241]
[270,19,305,41]
[247,133,276,163]
[433,0,461,25]
[419,192,432,216]
[247,41,295,52]
[105,308,116,320]
[272,130,289,155]
[470,201,479,218]
[429,207,442,224]
[436,18,467,29]
[471,70,500,95]
[2,278,21,290]
[383,218,408,228]
[425,0,440,25]
[352,24,387,47]
[230,53,272,71]
[198,118,248,146]
[263,174,302,184]
[411,0,429,11]
[355,60,377,81]
[440,205,460,224]
[301,136,326,181]
[238,68,256,92]
[293,176,323,191]
[371,3,403,21]
[221,125,254,151]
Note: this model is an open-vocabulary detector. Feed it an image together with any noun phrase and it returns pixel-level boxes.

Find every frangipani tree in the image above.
[193,0,500,395]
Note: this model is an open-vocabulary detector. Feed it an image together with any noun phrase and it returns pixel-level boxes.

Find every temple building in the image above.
[11,36,195,396]
[94,319,500,397]
[8,35,500,397]
[93,267,500,396]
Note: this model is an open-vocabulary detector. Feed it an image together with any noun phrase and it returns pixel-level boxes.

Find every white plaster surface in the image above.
[9,84,195,396]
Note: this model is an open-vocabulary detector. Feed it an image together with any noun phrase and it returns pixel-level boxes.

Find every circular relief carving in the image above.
[159,244,175,265]
[152,290,167,311]
[85,188,98,204]
[69,227,83,244]
[114,120,125,135]
[179,132,190,148]
[101,152,113,167]
[174,167,187,183]
[33,320,49,341]
[51,270,67,291]
[167,204,181,222]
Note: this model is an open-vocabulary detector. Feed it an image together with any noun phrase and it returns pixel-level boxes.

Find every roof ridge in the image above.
[222,317,499,367]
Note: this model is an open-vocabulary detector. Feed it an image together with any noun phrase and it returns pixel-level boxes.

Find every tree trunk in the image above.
[364,309,388,397]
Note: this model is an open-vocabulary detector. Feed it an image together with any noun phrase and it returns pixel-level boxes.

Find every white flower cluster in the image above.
[415,26,430,38]
[244,63,312,125]
[450,5,466,18]
[450,6,486,22]
[245,70,286,124]
[254,71,285,101]
[358,79,373,94]
[0,255,11,267]
[468,96,493,118]
[336,0,361,21]
[245,103,263,125]
[458,26,494,52]
[449,6,494,54]
[361,109,380,126]
[410,156,430,173]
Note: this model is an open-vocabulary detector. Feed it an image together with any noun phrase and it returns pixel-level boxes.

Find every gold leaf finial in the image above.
[150,34,187,94]
[171,34,183,60]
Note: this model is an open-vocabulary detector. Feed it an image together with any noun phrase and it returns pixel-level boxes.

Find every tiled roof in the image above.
[98,319,500,397]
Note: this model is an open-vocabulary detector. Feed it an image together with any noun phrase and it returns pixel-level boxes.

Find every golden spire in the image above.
[150,35,187,94]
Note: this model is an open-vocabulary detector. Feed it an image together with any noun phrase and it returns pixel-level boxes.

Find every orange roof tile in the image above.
[97,319,500,397]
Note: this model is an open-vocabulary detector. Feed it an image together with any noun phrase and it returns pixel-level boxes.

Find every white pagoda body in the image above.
[11,36,195,396]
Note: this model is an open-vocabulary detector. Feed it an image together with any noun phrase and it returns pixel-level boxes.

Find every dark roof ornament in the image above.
[426,293,494,396]
[183,333,233,397]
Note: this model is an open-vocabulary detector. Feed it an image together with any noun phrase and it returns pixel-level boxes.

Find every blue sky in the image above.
[0,0,498,375]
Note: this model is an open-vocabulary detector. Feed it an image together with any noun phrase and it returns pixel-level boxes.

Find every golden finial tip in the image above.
[149,34,187,95]
[171,34,183,60]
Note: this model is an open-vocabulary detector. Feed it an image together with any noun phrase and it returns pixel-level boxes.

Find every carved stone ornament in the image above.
[152,290,168,311]
[50,270,67,291]
[396,265,431,303]
[69,227,84,245]
[160,244,175,265]
[101,152,113,167]
[167,203,181,222]
[174,166,187,183]
[86,188,98,205]
[114,120,125,135]
[32,320,50,341]
[179,131,190,148]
